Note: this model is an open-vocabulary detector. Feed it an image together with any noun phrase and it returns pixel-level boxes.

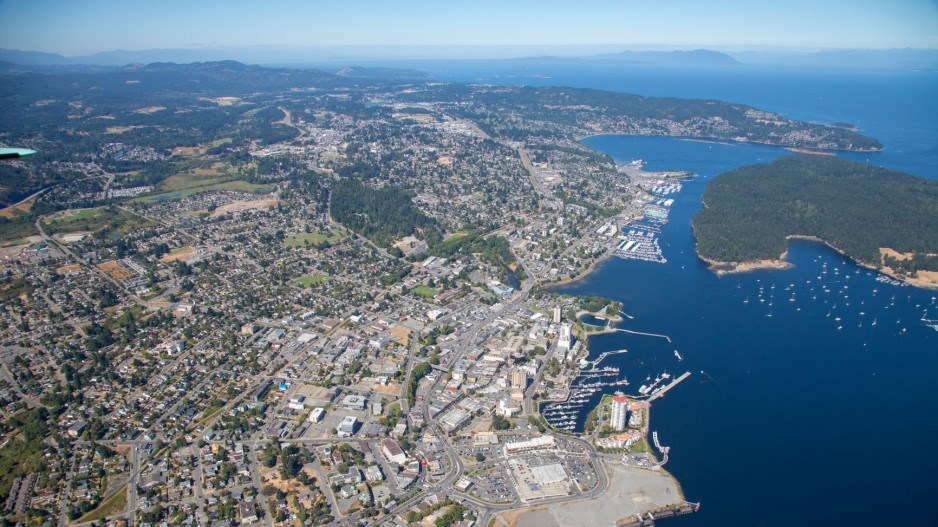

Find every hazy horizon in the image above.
[1,0,935,57]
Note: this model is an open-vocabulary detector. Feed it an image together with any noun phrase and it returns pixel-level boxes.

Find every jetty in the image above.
[613,328,672,343]
[616,503,701,527]
[648,371,691,401]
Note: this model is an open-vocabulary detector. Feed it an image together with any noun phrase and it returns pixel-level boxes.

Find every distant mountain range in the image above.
[1,46,935,71]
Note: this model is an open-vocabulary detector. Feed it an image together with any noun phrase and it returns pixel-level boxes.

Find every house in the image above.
[239,501,258,523]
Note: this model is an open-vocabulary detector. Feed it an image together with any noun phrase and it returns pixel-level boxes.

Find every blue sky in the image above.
[0,0,935,56]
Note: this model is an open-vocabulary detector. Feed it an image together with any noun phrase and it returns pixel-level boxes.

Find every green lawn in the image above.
[51,208,104,223]
[0,438,45,501]
[297,274,329,287]
[411,285,440,299]
[44,207,151,236]
[285,229,347,248]
[0,238,30,248]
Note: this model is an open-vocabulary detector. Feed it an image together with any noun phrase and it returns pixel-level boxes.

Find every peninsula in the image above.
[693,155,938,287]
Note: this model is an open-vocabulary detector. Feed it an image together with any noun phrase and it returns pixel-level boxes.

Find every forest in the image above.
[329,180,438,248]
[693,155,938,272]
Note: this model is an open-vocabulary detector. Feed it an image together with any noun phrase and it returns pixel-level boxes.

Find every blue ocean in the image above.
[404,59,938,526]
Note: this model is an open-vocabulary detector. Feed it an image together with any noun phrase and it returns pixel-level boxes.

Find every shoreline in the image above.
[696,235,938,289]
[575,132,883,153]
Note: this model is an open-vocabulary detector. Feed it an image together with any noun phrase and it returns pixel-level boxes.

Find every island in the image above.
[693,155,938,287]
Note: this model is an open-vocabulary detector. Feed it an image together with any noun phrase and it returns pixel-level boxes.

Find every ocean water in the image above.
[404,60,938,526]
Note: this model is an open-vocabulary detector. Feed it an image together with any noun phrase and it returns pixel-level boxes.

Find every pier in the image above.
[648,371,691,401]
[583,348,629,368]
[613,328,672,343]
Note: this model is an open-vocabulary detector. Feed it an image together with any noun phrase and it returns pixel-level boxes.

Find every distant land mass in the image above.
[693,155,938,286]
[587,49,740,67]
[730,48,938,70]
[0,60,881,206]
[2,46,935,70]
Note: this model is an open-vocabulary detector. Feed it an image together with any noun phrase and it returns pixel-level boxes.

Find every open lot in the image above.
[97,260,133,280]
[502,463,683,527]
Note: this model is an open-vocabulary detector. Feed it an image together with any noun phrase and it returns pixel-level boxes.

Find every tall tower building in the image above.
[610,392,630,431]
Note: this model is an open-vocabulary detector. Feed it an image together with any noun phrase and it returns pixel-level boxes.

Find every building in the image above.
[337,416,359,438]
[610,392,629,431]
[365,465,384,482]
[380,438,408,465]
[503,435,555,456]
[511,369,527,389]
[308,407,325,423]
[67,420,86,438]
[287,395,306,411]
[340,394,367,411]
[239,501,257,523]
[439,408,471,433]
[472,432,499,446]
[557,323,572,354]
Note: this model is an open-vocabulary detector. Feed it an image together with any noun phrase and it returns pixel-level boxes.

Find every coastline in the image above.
[696,234,938,289]
[575,132,883,153]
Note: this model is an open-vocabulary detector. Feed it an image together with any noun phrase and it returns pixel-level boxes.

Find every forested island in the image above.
[693,155,938,286]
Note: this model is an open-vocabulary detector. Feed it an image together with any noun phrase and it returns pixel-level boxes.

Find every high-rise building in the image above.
[557,323,572,354]
[610,392,630,431]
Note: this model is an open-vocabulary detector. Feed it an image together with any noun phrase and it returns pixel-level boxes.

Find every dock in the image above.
[648,371,691,401]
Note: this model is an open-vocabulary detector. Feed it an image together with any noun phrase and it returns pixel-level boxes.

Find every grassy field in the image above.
[285,229,347,248]
[50,208,104,223]
[0,438,45,502]
[1,238,30,248]
[132,180,275,204]
[297,273,329,287]
[43,207,151,236]
[411,285,440,299]
[76,483,128,523]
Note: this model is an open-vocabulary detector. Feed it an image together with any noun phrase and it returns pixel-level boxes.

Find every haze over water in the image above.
[422,61,938,525]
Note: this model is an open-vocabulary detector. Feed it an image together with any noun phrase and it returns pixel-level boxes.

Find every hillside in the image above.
[693,155,938,281]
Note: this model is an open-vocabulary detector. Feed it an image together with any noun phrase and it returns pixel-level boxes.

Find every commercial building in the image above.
[340,394,367,411]
[337,416,359,438]
[380,438,408,465]
[503,435,555,456]
[308,407,325,423]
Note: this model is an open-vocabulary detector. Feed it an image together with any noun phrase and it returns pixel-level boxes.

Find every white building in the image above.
[380,438,407,465]
[308,407,325,423]
[557,323,572,355]
[337,416,359,438]
[503,435,555,456]
[287,395,306,411]
[340,394,367,411]
[610,392,629,431]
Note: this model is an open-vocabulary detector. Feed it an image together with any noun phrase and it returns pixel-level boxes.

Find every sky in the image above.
[0,0,936,57]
